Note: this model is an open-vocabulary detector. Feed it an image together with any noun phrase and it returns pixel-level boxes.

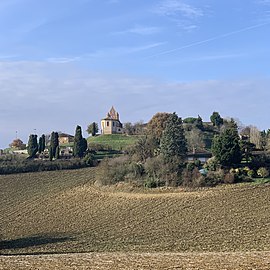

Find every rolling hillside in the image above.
[87,134,140,151]
[1,168,269,257]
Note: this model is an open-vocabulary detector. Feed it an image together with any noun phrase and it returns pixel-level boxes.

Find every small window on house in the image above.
[107,121,109,127]
[113,122,115,127]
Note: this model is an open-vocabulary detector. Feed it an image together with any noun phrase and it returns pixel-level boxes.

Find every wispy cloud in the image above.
[45,43,166,63]
[254,0,270,22]
[181,53,246,62]
[153,0,204,31]
[113,26,162,35]
[256,0,270,4]
[47,57,81,63]
[155,0,203,18]
[147,21,270,58]
[87,42,166,58]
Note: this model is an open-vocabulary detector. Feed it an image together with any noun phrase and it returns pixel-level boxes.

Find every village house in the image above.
[186,150,212,164]
[101,106,123,135]
[58,133,75,144]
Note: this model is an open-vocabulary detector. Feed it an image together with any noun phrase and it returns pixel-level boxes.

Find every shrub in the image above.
[144,178,158,188]
[0,158,89,175]
[144,156,163,180]
[130,162,144,178]
[204,169,224,186]
[88,143,112,152]
[186,163,195,172]
[83,153,95,166]
[257,167,269,178]
[224,172,235,184]
[247,169,255,178]
[96,156,131,185]
[182,167,201,187]
[250,154,270,170]
[204,157,219,171]
[194,159,201,168]
[144,155,182,187]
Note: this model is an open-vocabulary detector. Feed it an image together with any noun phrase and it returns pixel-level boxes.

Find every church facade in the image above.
[101,106,123,135]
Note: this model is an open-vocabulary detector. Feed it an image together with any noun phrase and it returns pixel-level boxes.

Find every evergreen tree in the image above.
[38,134,46,154]
[195,115,203,130]
[49,147,53,161]
[38,137,42,154]
[41,134,46,152]
[212,120,242,167]
[210,111,224,127]
[27,134,38,158]
[87,122,99,136]
[50,132,59,159]
[55,146,60,159]
[73,125,88,158]
[160,113,187,161]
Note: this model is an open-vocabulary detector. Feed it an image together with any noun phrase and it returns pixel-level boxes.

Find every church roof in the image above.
[102,106,120,120]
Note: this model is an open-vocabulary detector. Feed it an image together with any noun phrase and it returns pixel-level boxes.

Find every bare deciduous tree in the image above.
[185,128,205,152]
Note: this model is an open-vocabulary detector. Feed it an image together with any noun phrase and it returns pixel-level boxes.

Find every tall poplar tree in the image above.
[160,113,187,161]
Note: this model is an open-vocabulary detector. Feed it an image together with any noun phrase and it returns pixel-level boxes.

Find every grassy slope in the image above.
[1,168,270,256]
[87,134,140,150]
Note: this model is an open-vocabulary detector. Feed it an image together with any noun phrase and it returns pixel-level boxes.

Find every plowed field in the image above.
[1,168,269,269]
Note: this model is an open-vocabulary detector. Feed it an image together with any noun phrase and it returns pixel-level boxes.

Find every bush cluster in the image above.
[0,158,96,175]
[88,143,113,152]
[96,154,187,188]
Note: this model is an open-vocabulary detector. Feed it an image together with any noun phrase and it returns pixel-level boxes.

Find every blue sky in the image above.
[0,0,270,147]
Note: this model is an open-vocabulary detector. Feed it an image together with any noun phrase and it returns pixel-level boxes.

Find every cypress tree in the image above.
[195,115,203,130]
[50,132,59,159]
[41,134,46,152]
[27,134,38,158]
[73,125,87,158]
[38,134,46,154]
[160,113,187,161]
[49,147,53,161]
[55,146,60,160]
[38,137,42,154]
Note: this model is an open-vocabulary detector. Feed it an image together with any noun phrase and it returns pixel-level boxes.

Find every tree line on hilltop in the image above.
[3,111,270,185]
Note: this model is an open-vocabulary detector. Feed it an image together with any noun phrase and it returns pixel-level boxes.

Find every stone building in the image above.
[101,106,123,135]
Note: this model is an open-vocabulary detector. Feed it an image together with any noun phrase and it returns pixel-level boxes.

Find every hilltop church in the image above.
[101,106,123,135]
